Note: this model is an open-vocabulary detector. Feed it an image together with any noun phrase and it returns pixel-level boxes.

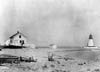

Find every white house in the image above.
[5,31,27,46]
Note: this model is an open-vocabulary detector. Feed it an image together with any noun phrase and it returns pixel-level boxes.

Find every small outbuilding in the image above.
[49,44,57,49]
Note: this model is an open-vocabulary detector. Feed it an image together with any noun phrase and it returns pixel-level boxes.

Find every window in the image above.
[20,40,24,45]
[19,35,21,38]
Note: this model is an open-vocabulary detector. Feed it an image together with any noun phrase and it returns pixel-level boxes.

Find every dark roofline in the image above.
[9,31,27,39]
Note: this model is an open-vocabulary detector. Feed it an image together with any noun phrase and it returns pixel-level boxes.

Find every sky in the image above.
[0,0,100,46]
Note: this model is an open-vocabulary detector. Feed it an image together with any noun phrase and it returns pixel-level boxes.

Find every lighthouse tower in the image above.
[87,34,94,47]
[84,34,98,49]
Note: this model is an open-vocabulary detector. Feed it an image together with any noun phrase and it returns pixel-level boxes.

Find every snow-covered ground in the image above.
[0,47,100,72]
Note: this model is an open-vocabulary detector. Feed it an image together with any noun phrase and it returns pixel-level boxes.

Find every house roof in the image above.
[9,31,27,39]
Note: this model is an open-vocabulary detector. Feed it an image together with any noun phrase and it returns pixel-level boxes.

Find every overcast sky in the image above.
[0,0,100,46]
